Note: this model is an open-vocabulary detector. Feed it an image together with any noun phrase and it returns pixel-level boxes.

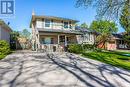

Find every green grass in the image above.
[82,51,130,70]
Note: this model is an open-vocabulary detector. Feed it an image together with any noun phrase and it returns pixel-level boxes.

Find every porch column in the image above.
[58,35,60,44]
[36,33,40,52]
[65,35,67,45]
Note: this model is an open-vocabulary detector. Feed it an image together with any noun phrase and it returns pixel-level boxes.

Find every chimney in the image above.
[32,9,35,15]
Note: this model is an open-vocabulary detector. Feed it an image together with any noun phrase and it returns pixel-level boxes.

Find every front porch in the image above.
[37,33,77,52]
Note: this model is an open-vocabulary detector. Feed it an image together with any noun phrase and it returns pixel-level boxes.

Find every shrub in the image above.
[83,44,95,51]
[0,40,10,55]
[0,54,6,59]
[68,44,83,54]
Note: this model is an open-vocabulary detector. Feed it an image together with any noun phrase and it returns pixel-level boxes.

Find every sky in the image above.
[2,0,124,32]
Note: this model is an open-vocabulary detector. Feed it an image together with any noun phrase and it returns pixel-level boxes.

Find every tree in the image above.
[120,3,130,33]
[80,22,88,28]
[90,20,118,47]
[10,31,20,49]
[21,29,31,39]
[120,3,130,47]
[75,0,129,20]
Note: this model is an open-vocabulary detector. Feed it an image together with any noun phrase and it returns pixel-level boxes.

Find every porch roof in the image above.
[37,28,83,35]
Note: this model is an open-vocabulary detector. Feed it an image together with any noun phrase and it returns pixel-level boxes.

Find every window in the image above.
[45,19,51,28]
[42,37,54,44]
[64,22,69,29]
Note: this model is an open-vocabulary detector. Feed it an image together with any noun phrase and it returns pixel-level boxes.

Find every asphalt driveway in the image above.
[0,51,130,87]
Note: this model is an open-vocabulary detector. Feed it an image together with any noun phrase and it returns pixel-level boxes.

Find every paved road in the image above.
[0,51,130,87]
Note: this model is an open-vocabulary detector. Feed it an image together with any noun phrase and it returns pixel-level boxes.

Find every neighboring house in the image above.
[98,34,129,50]
[76,27,95,44]
[30,13,82,52]
[0,20,12,43]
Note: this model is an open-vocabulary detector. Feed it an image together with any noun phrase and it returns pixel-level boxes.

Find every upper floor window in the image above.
[64,22,69,29]
[45,19,51,28]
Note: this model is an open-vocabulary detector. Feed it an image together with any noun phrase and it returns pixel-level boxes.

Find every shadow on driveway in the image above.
[0,51,130,87]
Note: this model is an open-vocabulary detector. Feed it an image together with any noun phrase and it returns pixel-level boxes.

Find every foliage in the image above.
[68,44,95,53]
[68,44,83,54]
[120,3,130,46]
[90,20,118,47]
[21,29,31,39]
[83,44,95,51]
[0,40,11,59]
[80,22,88,29]
[0,54,6,59]
[120,3,130,33]
[75,0,128,20]
[90,20,118,33]
[10,31,20,41]
[82,51,130,70]
[122,35,130,47]
[10,31,20,49]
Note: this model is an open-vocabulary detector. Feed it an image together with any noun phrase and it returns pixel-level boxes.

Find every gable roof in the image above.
[30,15,79,28]
[0,19,12,32]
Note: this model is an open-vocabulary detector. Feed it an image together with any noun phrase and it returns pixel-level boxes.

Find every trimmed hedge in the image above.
[0,40,10,59]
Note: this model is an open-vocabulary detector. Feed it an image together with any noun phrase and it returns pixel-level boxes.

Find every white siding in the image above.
[36,19,76,30]
[36,19,43,28]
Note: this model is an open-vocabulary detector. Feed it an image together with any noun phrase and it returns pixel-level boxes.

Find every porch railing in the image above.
[39,44,64,52]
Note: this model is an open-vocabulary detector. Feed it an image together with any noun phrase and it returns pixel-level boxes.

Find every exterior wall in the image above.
[36,19,75,30]
[107,41,117,50]
[52,20,63,29]
[40,35,58,44]
[69,35,77,43]
[98,40,117,50]
[97,42,107,49]
[31,23,36,50]
[39,35,77,44]
[77,32,95,44]
[0,26,10,43]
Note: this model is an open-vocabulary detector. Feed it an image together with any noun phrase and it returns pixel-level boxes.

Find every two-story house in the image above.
[30,13,82,52]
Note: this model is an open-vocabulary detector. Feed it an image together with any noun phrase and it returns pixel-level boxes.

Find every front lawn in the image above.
[82,51,130,70]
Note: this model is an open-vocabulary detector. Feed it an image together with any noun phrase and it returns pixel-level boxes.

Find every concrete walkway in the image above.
[0,51,130,87]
